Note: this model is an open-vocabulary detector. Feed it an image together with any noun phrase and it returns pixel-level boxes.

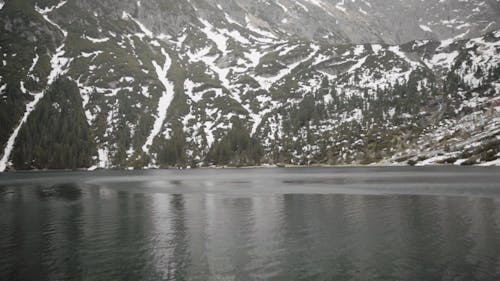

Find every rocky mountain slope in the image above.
[0,0,499,170]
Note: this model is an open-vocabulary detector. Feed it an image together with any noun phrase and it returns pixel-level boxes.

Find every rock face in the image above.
[80,0,500,44]
[0,0,499,170]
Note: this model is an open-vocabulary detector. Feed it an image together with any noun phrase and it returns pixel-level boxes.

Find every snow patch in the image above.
[371,44,383,55]
[426,51,459,70]
[28,53,39,73]
[83,35,110,43]
[98,148,110,168]
[142,48,175,154]
[122,12,154,38]
[34,1,68,37]
[81,51,103,58]
[254,44,320,91]
[199,18,228,55]
[276,1,288,13]
[419,24,433,33]
[353,45,365,56]
[388,46,421,69]
[0,84,6,96]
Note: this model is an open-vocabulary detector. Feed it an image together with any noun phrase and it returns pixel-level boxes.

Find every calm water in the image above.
[1,167,500,281]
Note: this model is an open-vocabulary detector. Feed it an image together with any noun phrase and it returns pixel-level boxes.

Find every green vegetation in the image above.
[12,78,96,170]
[206,118,263,166]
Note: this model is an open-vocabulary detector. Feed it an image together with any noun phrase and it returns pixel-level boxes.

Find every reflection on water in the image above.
[36,183,82,201]
[0,168,500,281]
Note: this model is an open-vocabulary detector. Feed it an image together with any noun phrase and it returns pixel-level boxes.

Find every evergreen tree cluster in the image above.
[0,85,30,147]
[264,73,437,165]
[206,118,263,166]
[157,123,187,168]
[11,78,95,170]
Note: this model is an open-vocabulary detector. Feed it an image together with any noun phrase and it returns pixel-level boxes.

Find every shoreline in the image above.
[1,163,499,173]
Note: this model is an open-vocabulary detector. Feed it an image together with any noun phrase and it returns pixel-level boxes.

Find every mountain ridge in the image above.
[0,0,499,171]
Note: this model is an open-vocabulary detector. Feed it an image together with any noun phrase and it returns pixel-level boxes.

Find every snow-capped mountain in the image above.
[0,0,499,170]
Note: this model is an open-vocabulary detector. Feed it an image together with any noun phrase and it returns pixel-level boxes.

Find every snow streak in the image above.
[142,48,175,154]
[0,0,68,172]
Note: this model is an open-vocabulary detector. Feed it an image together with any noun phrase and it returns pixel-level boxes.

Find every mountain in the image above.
[0,0,499,170]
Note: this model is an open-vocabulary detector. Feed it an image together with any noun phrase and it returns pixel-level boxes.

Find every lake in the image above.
[1,167,500,281]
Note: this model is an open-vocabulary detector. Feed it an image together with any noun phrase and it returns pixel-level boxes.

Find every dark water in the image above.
[1,167,500,281]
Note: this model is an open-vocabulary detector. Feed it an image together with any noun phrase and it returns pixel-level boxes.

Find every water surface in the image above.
[1,167,500,280]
